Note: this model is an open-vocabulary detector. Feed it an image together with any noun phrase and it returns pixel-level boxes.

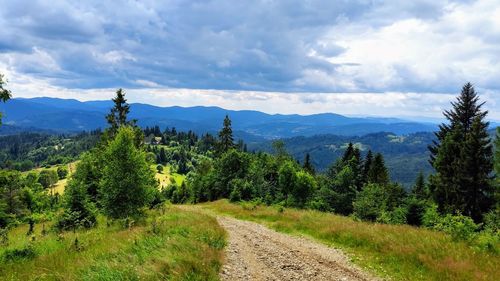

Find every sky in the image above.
[0,0,499,119]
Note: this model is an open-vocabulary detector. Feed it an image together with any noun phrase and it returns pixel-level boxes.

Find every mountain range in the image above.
[0,97,440,139]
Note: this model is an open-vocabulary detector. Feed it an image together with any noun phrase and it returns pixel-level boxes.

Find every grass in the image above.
[154,165,186,189]
[0,205,226,281]
[201,200,499,281]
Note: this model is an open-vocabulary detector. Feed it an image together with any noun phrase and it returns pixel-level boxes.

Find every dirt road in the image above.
[218,216,377,281]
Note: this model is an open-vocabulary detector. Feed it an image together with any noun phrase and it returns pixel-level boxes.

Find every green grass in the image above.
[0,205,225,281]
[154,165,186,188]
[201,200,499,281]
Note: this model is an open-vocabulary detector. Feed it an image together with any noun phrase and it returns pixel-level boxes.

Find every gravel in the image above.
[218,216,378,281]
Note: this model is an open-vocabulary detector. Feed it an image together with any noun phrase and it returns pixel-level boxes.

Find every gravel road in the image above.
[218,216,377,281]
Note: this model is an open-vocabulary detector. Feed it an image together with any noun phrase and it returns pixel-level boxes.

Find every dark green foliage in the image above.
[2,245,37,262]
[217,115,235,154]
[303,153,315,175]
[56,179,97,230]
[405,196,427,226]
[57,166,68,179]
[429,83,494,222]
[0,170,25,217]
[100,126,156,219]
[0,73,12,125]
[106,88,133,133]
[412,171,427,200]
[0,131,100,171]
[367,153,389,185]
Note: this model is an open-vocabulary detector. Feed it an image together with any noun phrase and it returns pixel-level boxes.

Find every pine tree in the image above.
[411,171,426,200]
[218,115,234,153]
[495,127,500,187]
[303,153,315,175]
[0,73,12,125]
[342,143,355,162]
[362,150,373,185]
[106,89,134,133]
[56,179,97,230]
[367,153,389,185]
[429,83,493,222]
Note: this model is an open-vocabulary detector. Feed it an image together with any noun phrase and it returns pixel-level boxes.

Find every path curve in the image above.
[218,216,378,281]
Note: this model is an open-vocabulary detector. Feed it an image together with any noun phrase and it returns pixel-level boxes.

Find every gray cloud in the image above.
[0,0,499,99]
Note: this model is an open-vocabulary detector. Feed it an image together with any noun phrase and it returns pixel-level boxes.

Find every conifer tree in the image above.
[495,127,500,186]
[411,171,426,200]
[106,89,134,133]
[0,73,12,125]
[218,115,235,153]
[303,153,315,175]
[429,83,493,222]
[367,153,389,185]
[342,143,355,162]
[362,150,373,184]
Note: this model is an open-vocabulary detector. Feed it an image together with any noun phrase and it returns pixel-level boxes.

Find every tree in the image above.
[106,88,133,132]
[495,127,500,176]
[292,170,317,207]
[56,179,97,230]
[303,153,315,175]
[0,73,12,125]
[217,115,234,153]
[367,153,389,185]
[412,171,426,200]
[38,170,59,189]
[100,126,157,219]
[278,160,298,203]
[0,170,25,216]
[429,83,494,222]
[362,150,373,185]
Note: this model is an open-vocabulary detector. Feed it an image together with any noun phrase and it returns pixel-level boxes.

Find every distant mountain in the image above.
[0,97,439,139]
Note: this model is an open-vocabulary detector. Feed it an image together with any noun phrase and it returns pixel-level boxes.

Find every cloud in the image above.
[0,0,498,117]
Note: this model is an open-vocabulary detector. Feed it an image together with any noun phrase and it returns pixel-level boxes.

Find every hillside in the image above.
[249,132,436,187]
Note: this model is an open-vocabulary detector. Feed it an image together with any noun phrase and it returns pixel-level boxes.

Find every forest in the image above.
[0,77,499,280]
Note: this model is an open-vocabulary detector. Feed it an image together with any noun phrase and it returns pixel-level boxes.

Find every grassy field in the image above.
[155,165,186,189]
[0,205,226,281]
[201,200,499,281]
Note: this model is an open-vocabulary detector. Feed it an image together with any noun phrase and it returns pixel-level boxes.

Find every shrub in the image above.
[57,166,69,179]
[435,213,479,241]
[405,197,428,226]
[2,245,37,262]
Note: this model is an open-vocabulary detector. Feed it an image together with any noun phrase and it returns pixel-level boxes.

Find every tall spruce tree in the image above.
[429,83,493,222]
[0,73,12,125]
[495,127,500,186]
[411,171,426,200]
[218,115,235,153]
[303,153,315,175]
[367,153,389,185]
[106,89,134,132]
[362,150,373,185]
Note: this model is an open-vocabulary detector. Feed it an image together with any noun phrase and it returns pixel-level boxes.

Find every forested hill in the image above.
[249,132,436,187]
[0,97,439,138]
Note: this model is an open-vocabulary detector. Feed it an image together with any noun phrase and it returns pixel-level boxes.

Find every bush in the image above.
[377,207,408,225]
[57,166,69,179]
[353,184,386,221]
[2,245,37,262]
[435,213,479,241]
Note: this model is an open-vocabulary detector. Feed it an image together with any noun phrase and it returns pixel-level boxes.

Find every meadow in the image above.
[0,205,225,281]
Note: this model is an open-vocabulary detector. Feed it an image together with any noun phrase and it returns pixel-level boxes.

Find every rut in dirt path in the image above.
[218,216,378,281]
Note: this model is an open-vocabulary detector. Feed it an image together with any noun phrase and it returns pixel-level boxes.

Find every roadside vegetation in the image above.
[0,205,225,281]
[202,200,499,281]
